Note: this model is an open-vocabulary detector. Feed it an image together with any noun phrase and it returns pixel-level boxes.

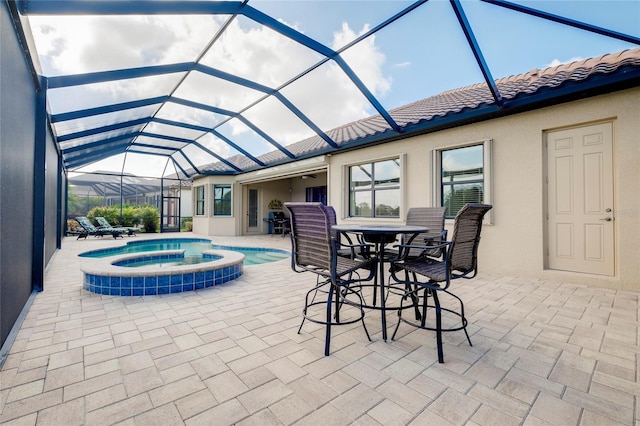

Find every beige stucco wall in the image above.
[327,88,640,290]
[192,172,328,235]
[192,88,639,290]
[191,176,238,236]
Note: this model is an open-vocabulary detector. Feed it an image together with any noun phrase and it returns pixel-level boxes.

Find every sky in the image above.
[26,0,640,178]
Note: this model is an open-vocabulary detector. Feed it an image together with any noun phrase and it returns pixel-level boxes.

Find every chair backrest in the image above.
[404,207,446,257]
[76,216,97,232]
[406,207,446,239]
[95,217,111,228]
[284,202,333,272]
[324,205,340,236]
[449,203,492,277]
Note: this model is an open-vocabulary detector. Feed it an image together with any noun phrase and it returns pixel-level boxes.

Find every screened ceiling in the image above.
[18,0,640,179]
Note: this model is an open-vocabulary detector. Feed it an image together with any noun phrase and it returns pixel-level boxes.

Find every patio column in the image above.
[31,76,47,292]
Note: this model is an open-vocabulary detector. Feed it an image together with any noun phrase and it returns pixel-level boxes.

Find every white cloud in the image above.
[393,61,411,69]
[30,15,221,75]
[73,152,170,178]
[175,17,392,151]
[545,56,585,68]
[29,13,392,173]
[335,22,391,98]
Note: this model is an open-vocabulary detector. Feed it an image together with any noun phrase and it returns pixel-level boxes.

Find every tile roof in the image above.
[199,47,640,175]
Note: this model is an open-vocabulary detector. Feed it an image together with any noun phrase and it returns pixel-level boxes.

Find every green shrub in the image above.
[139,205,160,233]
[87,206,120,226]
[121,205,141,227]
[87,204,157,230]
[181,217,193,231]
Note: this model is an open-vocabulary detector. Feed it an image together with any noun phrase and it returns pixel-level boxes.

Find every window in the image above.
[349,158,400,218]
[213,184,232,216]
[434,141,491,219]
[306,186,327,204]
[195,186,205,216]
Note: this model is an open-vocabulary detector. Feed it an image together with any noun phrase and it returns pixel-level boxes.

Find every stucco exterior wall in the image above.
[190,88,639,290]
[327,88,640,290]
[193,167,329,236]
[192,176,238,236]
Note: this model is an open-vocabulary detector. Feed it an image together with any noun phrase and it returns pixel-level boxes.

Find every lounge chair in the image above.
[75,216,123,239]
[95,217,137,236]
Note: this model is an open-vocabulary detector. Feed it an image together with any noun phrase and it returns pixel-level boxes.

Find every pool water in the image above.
[117,255,215,268]
[79,238,289,266]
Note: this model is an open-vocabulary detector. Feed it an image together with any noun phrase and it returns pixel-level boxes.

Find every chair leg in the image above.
[410,272,422,321]
[446,289,472,347]
[298,276,325,334]
[298,290,310,334]
[298,276,369,356]
[391,297,404,341]
[392,281,468,364]
[391,284,415,340]
[349,284,371,343]
[371,272,378,307]
[333,282,340,324]
[432,290,444,363]
[325,282,336,356]
[396,270,422,321]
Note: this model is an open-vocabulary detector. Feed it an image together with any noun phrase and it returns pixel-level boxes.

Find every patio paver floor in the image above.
[0,233,638,425]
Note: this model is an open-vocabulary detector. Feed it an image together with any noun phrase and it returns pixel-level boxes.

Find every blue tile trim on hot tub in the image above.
[83,265,243,296]
[81,249,244,296]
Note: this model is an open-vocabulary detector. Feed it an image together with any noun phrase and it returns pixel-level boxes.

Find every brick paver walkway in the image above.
[1,233,638,425]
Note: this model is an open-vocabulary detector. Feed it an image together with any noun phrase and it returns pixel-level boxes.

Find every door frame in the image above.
[543,120,616,276]
[243,186,262,235]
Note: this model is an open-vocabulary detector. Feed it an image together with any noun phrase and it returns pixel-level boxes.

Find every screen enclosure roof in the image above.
[14,0,640,179]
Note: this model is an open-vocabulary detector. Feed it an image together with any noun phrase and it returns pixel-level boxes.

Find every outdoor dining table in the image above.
[331,224,428,341]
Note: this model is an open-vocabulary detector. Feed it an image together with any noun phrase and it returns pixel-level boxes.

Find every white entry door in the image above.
[547,122,614,276]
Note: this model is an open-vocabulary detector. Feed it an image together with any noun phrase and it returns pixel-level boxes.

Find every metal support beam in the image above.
[20,1,244,15]
[32,78,47,292]
[191,141,242,173]
[481,0,640,46]
[57,156,64,249]
[450,0,503,107]
[50,96,169,123]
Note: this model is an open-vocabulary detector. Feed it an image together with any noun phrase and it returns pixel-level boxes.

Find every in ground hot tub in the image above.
[80,249,244,296]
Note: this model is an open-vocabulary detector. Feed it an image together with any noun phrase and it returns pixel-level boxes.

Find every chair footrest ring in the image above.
[397,305,468,334]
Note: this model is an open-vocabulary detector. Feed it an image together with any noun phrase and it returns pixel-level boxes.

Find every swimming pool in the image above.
[78,238,290,265]
[78,238,290,296]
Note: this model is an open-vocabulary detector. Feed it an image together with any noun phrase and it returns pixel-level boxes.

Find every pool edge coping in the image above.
[80,249,245,277]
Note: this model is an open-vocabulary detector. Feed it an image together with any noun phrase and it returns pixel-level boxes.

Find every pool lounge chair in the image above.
[95,217,137,236]
[75,216,123,239]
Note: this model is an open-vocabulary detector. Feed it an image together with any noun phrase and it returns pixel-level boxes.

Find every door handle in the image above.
[599,217,612,222]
